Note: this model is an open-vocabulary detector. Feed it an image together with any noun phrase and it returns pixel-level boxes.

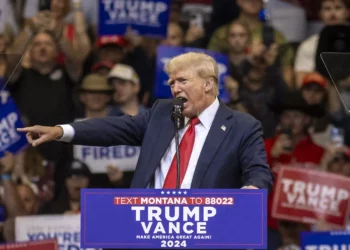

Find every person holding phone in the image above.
[264,91,326,249]
[208,0,295,88]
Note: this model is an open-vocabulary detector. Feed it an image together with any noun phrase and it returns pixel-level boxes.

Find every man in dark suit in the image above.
[18,52,273,190]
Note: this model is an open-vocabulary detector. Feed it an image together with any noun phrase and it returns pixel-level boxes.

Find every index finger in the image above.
[17,127,37,132]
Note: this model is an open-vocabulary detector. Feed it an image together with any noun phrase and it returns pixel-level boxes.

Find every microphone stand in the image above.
[174,121,181,189]
[172,111,184,189]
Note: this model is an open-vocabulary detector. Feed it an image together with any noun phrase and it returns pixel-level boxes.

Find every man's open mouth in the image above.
[178,97,188,103]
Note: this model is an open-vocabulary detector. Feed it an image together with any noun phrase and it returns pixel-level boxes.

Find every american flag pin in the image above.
[221,125,226,131]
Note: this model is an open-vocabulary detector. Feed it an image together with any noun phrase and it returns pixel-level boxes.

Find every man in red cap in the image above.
[301,72,328,105]
[91,60,115,77]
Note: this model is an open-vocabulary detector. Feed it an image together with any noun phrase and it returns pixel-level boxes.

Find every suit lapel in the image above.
[191,103,233,188]
[142,114,175,187]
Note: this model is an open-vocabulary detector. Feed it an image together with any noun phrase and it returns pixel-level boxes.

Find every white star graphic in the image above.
[161,191,164,195]
[183,191,187,195]
[178,191,182,194]
[167,191,170,194]
[172,191,176,194]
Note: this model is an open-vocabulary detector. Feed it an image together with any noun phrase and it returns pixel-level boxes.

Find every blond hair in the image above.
[165,52,219,95]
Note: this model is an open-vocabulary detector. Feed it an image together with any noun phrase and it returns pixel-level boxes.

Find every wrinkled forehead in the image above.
[168,67,197,80]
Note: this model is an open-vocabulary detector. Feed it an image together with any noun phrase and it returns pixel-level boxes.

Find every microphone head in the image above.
[172,97,185,108]
[172,98,185,129]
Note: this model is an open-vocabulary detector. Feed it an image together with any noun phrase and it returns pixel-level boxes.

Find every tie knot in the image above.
[190,117,200,127]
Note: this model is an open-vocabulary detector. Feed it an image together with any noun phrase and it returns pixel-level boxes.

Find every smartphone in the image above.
[262,25,275,48]
[39,0,51,11]
[329,127,344,147]
[190,13,204,29]
[280,127,293,151]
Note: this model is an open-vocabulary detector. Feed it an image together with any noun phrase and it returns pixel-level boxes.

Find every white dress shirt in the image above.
[58,99,220,188]
[155,98,219,189]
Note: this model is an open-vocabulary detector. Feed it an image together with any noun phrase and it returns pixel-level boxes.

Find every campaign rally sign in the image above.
[271,166,350,228]
[99,0,170,38]
[300,231,350,250]
[81,189,267,249]
[73,145,140,173]
[155,45,230,102]
[0,79,27,158]
[0,240,58,250]
[15,215,97,250]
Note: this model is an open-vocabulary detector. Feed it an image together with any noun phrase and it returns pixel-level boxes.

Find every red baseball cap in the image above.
[97,35,128,48]
[91,61,115,72]
[302,73,328,89]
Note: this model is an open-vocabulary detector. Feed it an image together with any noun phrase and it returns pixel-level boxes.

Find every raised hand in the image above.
[0,152,15,174]
[106,165,124,184]
[17,126,63,147]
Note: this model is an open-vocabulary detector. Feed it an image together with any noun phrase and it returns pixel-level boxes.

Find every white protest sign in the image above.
[72,118,139,173]
[15,214,100,250]
[73,145,140,173]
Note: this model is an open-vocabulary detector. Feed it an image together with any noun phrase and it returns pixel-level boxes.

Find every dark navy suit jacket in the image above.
[70,99,274,190]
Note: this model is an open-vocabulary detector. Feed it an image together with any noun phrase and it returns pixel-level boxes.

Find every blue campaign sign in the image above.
[301,231,350,250]
[99,0,170,38]
[154,45,231,103]
[81,189,267,249]
[0,79,28,158]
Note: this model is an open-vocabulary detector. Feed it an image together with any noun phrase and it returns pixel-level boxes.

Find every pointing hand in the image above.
[17,125,63,147]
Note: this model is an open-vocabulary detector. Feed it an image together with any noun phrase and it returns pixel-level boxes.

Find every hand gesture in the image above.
[124,26,143,49]
[12,151,25,178]
[44,13,58,32]
[224,76,239,100]
[314,217,331,231]
[326,143,348,156]
[0,152,14,174]
[264,43,279,66]
[185,24,205,44]
[30,11,50,32]
[17,126,63,147]
[250,41,266,62]
[107,165,124,184]
[271,134,293,158]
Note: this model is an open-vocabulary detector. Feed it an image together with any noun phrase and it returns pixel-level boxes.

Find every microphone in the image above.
[171,98,185,189]
[172,98,185,130]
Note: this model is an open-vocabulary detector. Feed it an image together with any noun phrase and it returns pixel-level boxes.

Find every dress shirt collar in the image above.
[184,97,220,130]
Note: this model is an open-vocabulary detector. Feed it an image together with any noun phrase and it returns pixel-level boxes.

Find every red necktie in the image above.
[163,117,200,188]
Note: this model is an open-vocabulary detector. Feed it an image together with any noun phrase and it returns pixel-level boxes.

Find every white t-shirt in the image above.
[294,34,320,72]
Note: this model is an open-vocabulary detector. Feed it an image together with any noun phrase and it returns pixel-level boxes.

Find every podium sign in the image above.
[80,189,267,249]
[301,231,350,249]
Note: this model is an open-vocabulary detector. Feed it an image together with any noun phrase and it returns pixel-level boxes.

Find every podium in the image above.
[80,189,267,249]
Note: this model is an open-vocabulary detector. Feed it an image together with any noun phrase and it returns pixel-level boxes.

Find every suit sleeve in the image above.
[69,101,159,147]
[239,120,274,191]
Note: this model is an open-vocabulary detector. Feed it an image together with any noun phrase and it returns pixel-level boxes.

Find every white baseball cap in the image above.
[108,64,140,85]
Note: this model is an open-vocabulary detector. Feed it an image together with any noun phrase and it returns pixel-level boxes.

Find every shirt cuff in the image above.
[241,185,259,189]
[55,124,75,143]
